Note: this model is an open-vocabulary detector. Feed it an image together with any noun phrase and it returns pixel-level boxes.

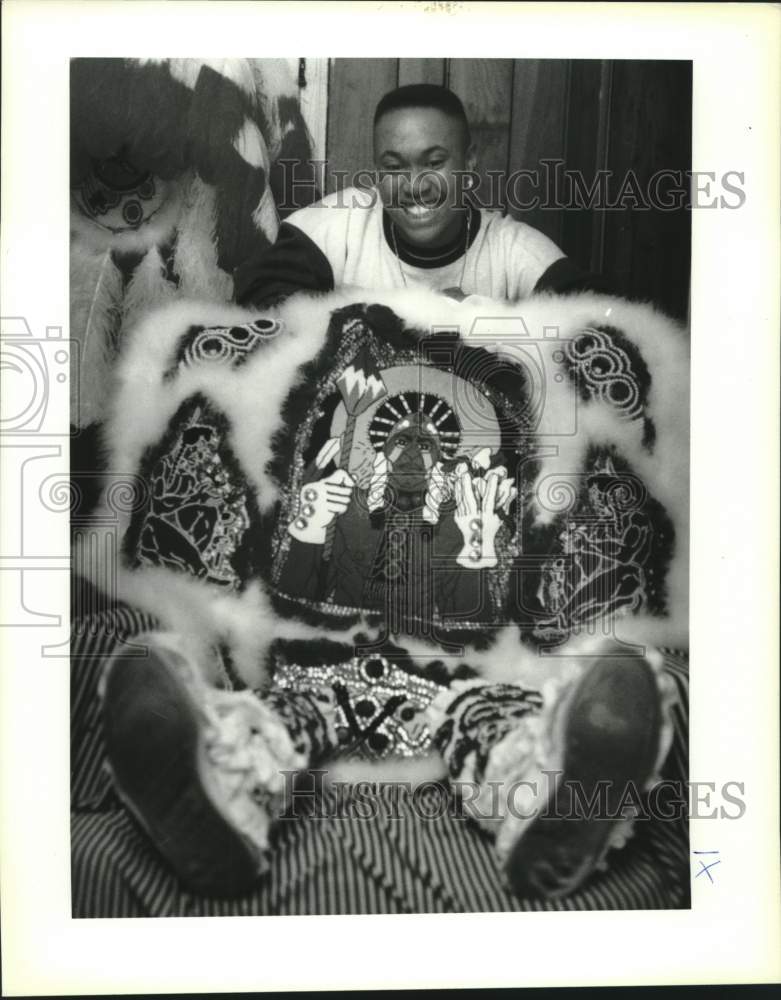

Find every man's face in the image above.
[384,416,441,497]
[373,107,476,249]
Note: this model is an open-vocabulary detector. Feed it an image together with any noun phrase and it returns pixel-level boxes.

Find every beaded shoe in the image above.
[99,633,307,897]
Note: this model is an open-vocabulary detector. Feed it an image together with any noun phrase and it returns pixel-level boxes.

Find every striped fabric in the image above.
[71,605,161,812]
[71,608,691,917]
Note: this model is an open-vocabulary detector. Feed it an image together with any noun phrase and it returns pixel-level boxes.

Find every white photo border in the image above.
[1,1,779,993]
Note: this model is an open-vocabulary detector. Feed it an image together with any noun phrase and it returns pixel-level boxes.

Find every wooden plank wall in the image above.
[315,58,691,319]
[448,59,514,211]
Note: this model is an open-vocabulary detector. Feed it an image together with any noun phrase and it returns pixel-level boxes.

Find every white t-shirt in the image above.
[284,185,566,301]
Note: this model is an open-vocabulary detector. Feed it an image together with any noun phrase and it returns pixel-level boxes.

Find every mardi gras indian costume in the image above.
[69,57,316,431]
[74,281,689,905]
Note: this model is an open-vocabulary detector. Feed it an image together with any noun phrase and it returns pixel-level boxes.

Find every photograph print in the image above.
[69,55,694,917]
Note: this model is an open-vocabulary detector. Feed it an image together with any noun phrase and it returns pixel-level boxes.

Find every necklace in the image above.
[390,206,472,292]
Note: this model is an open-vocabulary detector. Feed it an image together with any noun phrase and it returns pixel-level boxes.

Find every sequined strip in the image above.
[268,588,505,631]
[272,655,447,759]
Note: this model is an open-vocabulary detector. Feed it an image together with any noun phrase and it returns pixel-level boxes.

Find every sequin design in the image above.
[72,155,168,233]
[534,450,675,645]
[269,315,381,578]
[561,325,656,449]
[164,318,284,379]
[126,397,256,589]
[272,656,446,760]
[431,683,544,784]
[269,310,528,630]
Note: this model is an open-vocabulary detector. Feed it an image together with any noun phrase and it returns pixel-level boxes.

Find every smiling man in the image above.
[233,84,599,306]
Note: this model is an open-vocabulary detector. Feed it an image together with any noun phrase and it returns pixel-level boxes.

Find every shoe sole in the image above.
[505,653,662,900]
[101,642,262,897]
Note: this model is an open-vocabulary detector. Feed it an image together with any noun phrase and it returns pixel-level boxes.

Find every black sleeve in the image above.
[533,256,617,296]
[232,222,335,308]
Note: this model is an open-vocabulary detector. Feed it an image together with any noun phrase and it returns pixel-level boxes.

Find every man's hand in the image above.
[453,463,517,569]
[288,468,355,545]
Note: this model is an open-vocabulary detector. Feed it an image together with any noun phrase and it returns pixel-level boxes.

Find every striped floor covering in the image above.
[71,608,691,917]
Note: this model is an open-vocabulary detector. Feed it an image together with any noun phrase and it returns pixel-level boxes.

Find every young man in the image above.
[233,84,603,307]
